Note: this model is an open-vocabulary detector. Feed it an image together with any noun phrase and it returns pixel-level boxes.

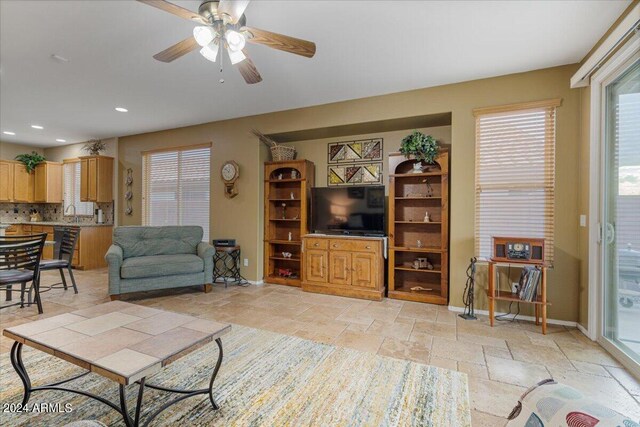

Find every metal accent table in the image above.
[212,245,248,287]
[3,301,231,427]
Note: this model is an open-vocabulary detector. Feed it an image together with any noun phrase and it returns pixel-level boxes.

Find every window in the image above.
[474,99,560,262]
[142,144,211,241]
[63,161,93,216]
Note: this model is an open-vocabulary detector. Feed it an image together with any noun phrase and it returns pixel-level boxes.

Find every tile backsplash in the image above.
[0,202,114,224]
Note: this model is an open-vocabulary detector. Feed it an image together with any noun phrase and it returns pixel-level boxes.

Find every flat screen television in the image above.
[311,186,386,236]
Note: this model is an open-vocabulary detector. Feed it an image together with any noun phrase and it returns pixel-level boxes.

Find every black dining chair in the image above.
[39,226,80,294]
[0,233,47,313]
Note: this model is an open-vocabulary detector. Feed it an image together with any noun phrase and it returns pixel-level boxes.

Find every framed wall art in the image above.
[328,162,383,186]
[328,138,383,163]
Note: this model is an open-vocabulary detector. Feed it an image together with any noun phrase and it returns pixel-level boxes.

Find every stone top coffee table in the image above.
[3,300,230,427]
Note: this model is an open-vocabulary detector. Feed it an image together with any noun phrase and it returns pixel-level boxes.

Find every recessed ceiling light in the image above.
[51,54,70,63]
[56,139,66,143]
[31,125,44,129]
[3,131,16,135]
[115,107,128,113]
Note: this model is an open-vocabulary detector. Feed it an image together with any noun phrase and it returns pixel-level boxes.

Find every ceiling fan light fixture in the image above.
[225,30,246,52]
[193,26,215,47]
[200,41,219,62]
[227,48,246,65]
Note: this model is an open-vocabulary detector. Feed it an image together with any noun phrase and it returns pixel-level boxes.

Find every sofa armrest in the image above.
[105,244,123,295]
[197,242,216,284]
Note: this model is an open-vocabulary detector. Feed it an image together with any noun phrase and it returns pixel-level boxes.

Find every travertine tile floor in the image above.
[1,269,639,426]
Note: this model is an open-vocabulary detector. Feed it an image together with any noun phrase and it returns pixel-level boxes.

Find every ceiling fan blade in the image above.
[243,27,316,58]
[153,36,199,62]
[137,0,207,24]
[236,49,262,84]
[218,0,250,24]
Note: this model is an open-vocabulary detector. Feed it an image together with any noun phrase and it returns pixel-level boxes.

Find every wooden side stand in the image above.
[488,260,549,334]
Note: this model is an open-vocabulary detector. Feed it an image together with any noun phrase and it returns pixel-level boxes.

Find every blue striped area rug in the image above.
[0,325,470,426]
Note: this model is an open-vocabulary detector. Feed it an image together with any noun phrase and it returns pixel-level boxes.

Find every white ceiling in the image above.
[0,0,629,147]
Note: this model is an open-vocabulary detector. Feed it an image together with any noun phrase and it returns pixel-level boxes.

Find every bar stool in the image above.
[39,226,80,294]
[0,233,47,313]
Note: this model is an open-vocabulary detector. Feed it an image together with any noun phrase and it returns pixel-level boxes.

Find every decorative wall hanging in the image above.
[328,138,383,163]
[328,162,383,186]
[125,168,134,216]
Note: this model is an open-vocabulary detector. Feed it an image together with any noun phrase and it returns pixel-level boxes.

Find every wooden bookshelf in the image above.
[388,151,449,305]
[263,160,314,287]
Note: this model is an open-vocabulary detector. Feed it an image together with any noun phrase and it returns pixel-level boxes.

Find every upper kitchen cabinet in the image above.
[80,156,113,203]
[34,161,63,203]
[0,160,35,202]
[0,161,14,202]
[13,162,35,202]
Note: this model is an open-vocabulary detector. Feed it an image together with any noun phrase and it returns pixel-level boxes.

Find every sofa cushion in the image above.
[120,254,204,279]
[113,226,203,259]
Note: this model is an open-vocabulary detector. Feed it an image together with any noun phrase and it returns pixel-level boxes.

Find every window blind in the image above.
[142,145,211,241]
[474,100,559,263]
[63,161,93,216]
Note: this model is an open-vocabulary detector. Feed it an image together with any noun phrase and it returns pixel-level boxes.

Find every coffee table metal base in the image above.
[10,338,224,427]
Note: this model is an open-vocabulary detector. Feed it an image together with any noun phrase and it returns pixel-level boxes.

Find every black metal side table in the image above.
[212,245,249,287]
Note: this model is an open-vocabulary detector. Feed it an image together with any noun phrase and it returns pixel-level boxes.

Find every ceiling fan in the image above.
[137,0,316,84]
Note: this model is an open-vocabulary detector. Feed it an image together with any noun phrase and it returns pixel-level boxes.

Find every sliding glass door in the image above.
[602,59,640,364]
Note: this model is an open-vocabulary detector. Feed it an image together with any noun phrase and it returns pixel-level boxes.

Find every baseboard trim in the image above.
[447,305,578,328]
[249,280,264,285]
[576,323,594,340]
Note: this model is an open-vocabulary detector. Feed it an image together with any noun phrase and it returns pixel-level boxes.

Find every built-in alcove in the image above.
[261,113,452,304]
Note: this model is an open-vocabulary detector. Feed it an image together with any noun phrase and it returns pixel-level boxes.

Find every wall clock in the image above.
[221,160,239,199]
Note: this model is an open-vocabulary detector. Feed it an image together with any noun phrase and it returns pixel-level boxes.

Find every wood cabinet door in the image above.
[13,164,33,202]
[88,158,98,201]
[80,158,89,201]
[41,226,54,260]
[0,161,14,201]
[329,251,351,286]
[305,249,328,283]
[352,252,377,288]
[34,164,46,202]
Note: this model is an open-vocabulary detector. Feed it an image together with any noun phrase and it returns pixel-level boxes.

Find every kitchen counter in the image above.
[2,222,113,270]
[1,221,113,228]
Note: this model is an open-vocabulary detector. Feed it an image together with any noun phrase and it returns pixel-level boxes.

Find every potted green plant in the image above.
[399,131,439,173]
[83,139,106,156]
[14,151,46,173]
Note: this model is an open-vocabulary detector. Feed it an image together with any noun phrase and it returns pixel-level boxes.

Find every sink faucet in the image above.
[65,204,78,223]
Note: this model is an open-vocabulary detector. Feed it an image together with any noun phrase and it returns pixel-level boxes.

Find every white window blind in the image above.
[142,145,211,241]
[474,100,559,263]
[63,161,93,216]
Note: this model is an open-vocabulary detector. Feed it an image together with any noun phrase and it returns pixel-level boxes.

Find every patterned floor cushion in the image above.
[507,379,639,427]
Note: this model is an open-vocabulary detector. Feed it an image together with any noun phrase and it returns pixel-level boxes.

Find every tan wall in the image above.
[43,137,118,162]
[577,88,591,328]
[0,141,44,160]
[289,126,452,189]
[119,64,582,322]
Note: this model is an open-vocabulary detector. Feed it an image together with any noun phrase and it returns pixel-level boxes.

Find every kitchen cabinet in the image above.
[13,163,35,202]
[22,224,54,259]
[0,161,14,201]
[19,223,112,269]
[34,162,63,203]
[80,156,113,203]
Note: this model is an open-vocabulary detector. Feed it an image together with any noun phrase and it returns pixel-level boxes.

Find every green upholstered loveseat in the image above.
[105,226,215,298]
